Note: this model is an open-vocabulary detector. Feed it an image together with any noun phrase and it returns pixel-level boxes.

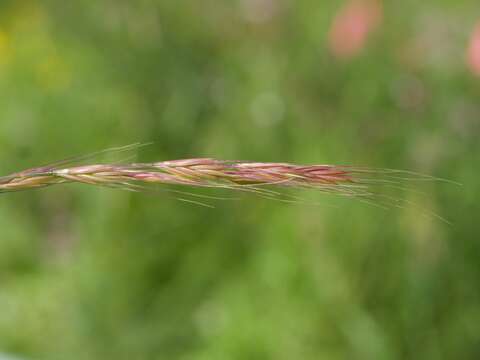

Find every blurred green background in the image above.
[0,1,478,359]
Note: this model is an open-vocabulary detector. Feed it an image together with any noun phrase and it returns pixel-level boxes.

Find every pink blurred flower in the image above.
[467,22,480,76]
[328,0,382,59]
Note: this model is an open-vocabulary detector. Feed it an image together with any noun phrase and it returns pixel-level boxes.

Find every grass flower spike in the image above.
[0,144,453,220]
[0,158,358,194]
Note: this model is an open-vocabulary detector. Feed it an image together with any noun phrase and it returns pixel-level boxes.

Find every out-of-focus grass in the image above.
[0,1,478,359]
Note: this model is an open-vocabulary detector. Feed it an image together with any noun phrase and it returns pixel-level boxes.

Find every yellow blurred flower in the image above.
[0,29,12,67]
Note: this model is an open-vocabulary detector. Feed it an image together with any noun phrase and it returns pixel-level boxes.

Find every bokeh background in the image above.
[0,1,478,359]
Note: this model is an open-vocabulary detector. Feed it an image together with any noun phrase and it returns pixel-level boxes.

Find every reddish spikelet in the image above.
[228,163,354,186]
[1,152,452,213]
[0,158,358,194]
[0,144,453,222]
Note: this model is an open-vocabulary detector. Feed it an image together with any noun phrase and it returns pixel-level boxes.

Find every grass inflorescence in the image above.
[0,144,455,219]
